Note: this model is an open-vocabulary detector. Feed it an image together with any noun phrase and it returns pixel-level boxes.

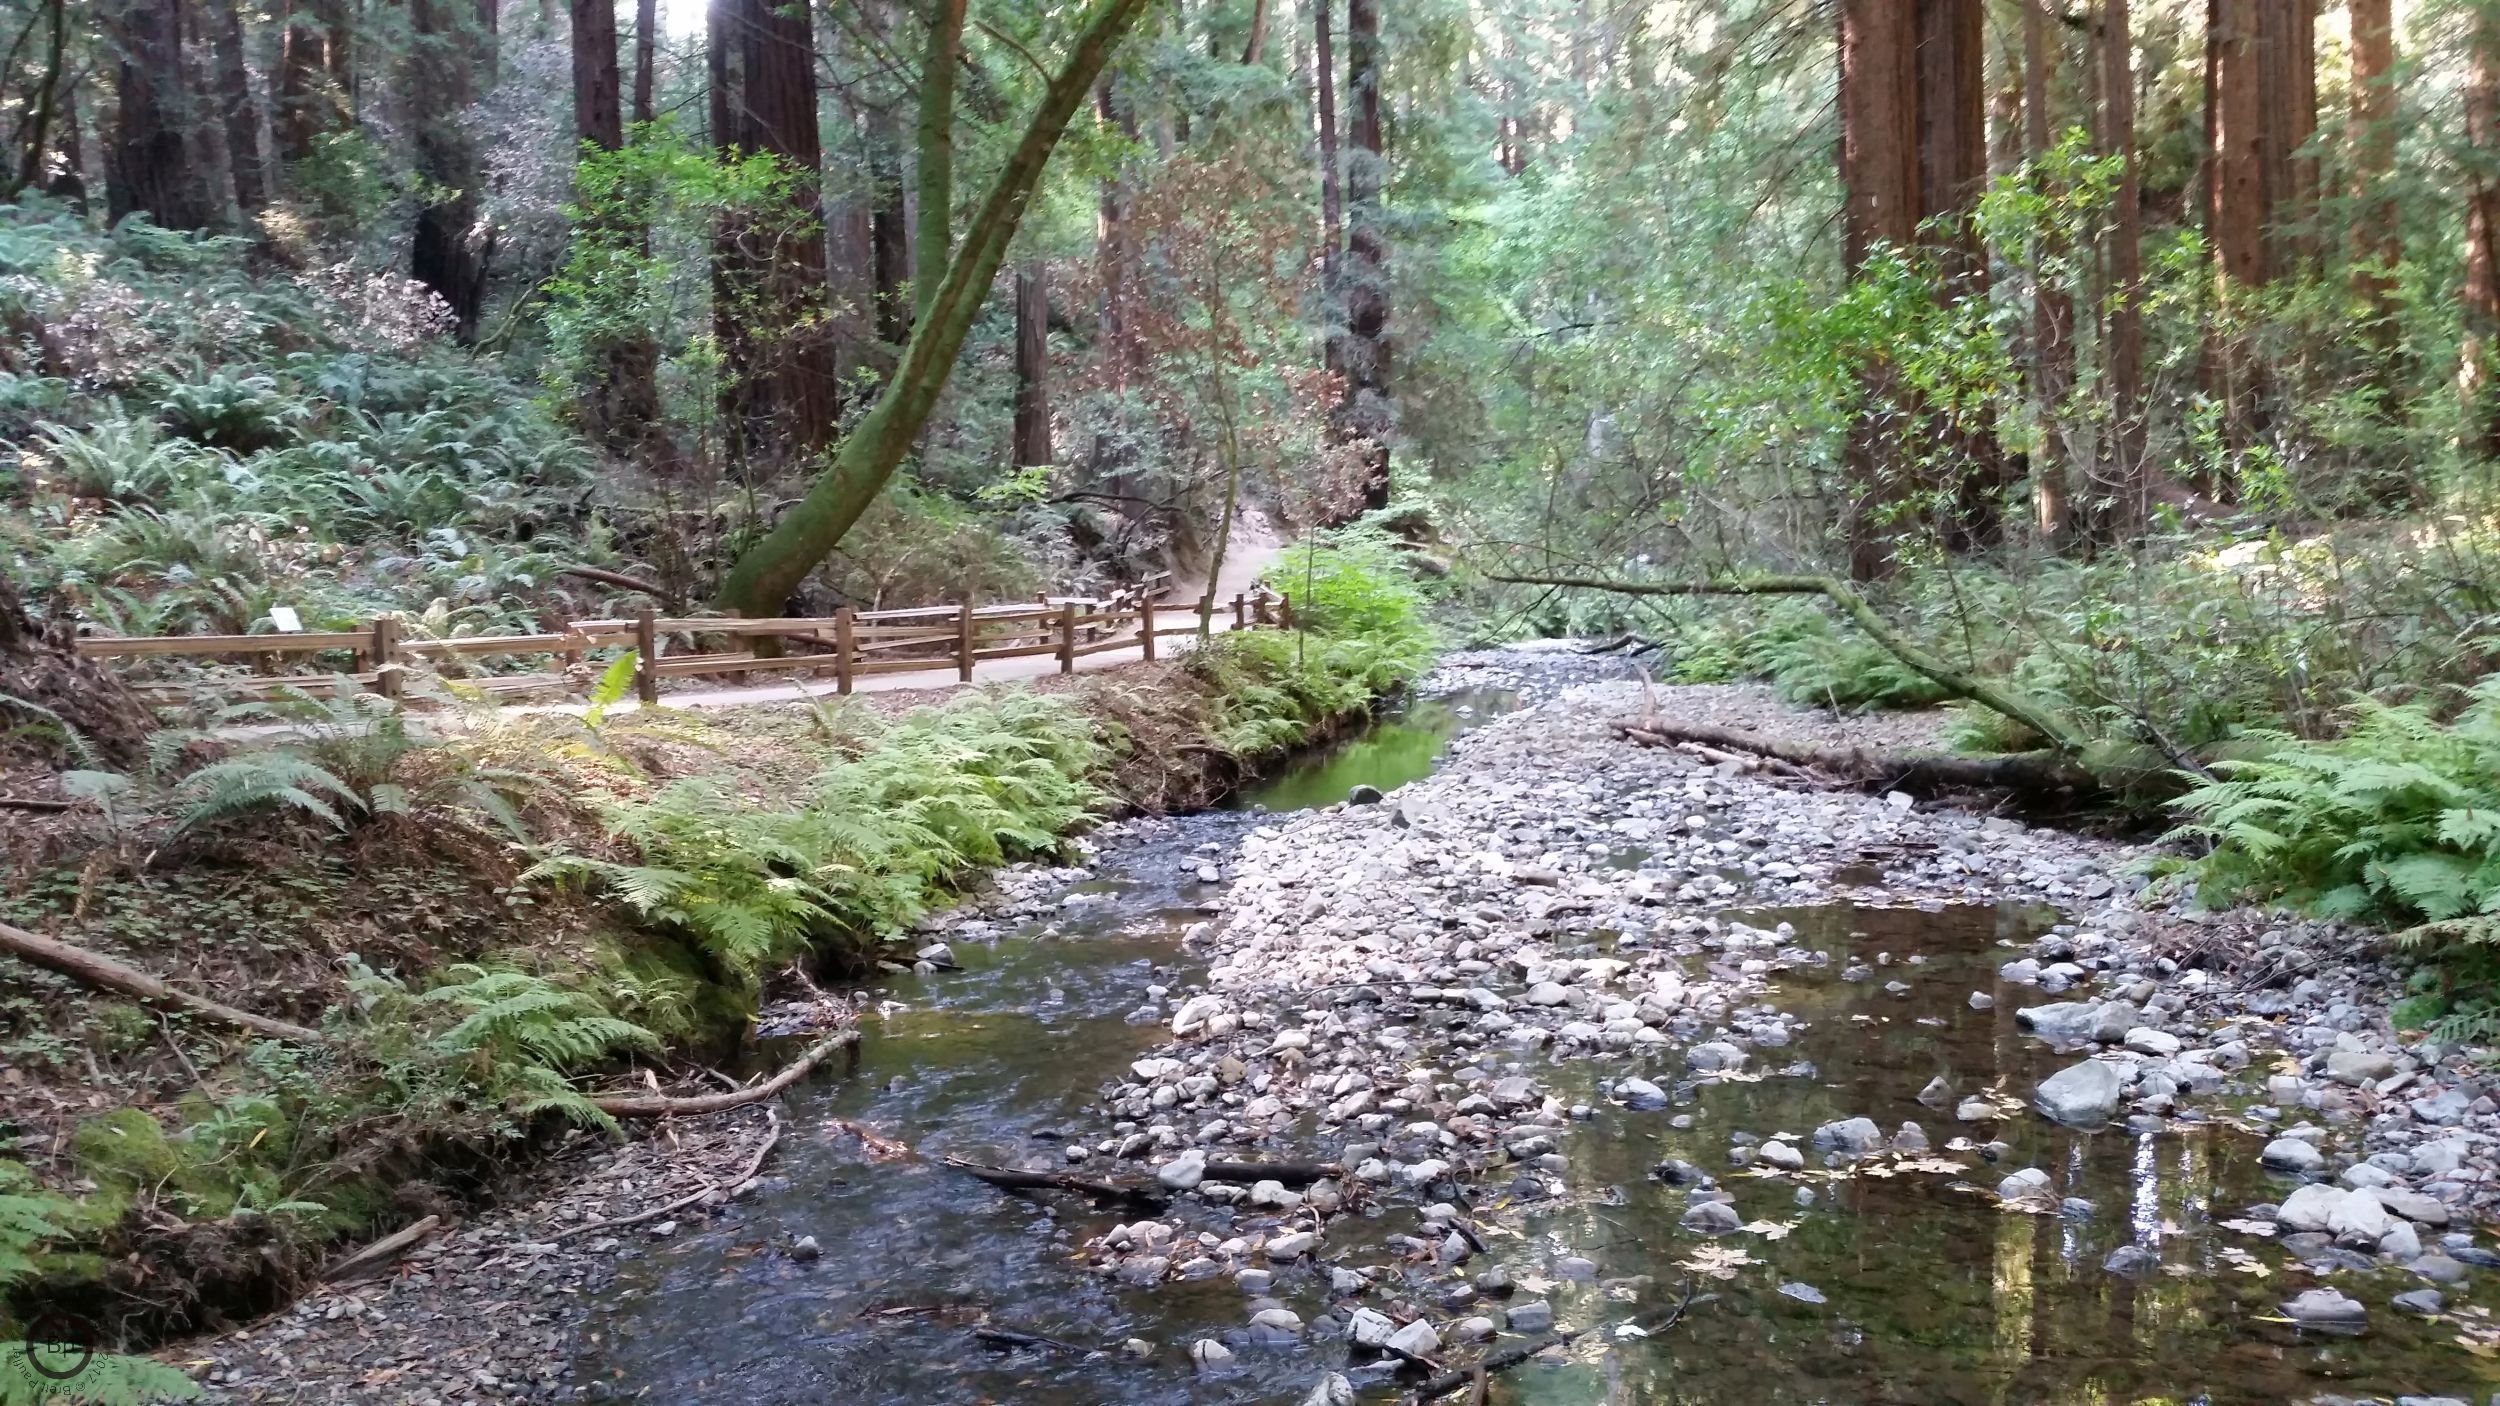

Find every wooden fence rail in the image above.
[75,578,1288,707]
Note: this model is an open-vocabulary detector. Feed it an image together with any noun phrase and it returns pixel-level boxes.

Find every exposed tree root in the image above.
[0,918,326,1043]
[1611,718,2098,797]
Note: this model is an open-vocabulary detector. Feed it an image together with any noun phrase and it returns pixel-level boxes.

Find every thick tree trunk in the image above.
[870,90,912,347]
[1338,0,1390,513]
[2023,0,2073,542]
[2467,2,2500,459]
[1013,260,1052,466]
[1916,0,2003,551]
[2091,0,2147,544]
[571,0,623,151]
[1314,0,1342,375]
[716,0,1159,615]
[275,0,349,166]
[2347,0,2397,323]
[913,0,967,325]
[107,0,216,230]
[631,0,655,124]
[1838,0,1914,579]
[409,0,495,340]
[572,0,666,463]
[1092,79,1142,393]
[708,0,839,465]
[1240,0,1268,64]
[208,0,267,214]
[5,0,65,200]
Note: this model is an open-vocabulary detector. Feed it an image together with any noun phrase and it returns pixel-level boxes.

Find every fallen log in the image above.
[1610,719,2098,796]
[0,918,326,1043]
[1403,1278,1694,1405]
[322,1214,441,1282]
[589,1031,857,1118]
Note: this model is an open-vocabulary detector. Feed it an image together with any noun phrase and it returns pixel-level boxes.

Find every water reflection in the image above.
[1230,688,1520,813]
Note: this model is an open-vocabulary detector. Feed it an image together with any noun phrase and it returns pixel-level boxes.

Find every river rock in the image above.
[2280,1288,2366,1327]
[2123,1027,2182,1057]
[1777,1282,1827,1306]
[2327,1048,2397,1085]
[2016,1001,2101,1042]
[1348,784,1385,805]
[1348,1308,1396,1349]
[2103,1245,2158,1276]
[1506,1300,1554,1333]
[1191,1338,1235,1370]
[2378,1189,2451,1227]
[1916,1075,1953,1107]
[1997,1168,2053,1201]
[2392,1289,2445,1317]
[2277,1183,2346,1233]
[1158,1150,1208,1190]
[1251,1308,1306,1338]
[1811,1117,1885,1157]
[1300,1374,1356,1406]
[1264,1232,1318,1260]
[1688,1041,1746,1072]
[1759,1140,1805,1171]
[2035,1060,2124,1126]
[1384,1319,1441,1357]
[1955,1097,1997,1122]
[2328,1188,2391,1242]
[1681,1200,1742,1235]
[1616,1078,1669,1110]
[1172,995,1229,1037]
[2261,1138,2324,1174]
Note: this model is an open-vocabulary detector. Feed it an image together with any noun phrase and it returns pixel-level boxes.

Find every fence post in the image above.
[1278,592,1295,630]
[957,602,976,683]
[635,604,659,705]
[1058,602,1077,674]
[370,614,402,698]
[1139,596,1156,661]
[834,607,855,696]
[1232,593,1247,630]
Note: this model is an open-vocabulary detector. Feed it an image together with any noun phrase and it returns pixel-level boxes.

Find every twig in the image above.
[589,1031,856,1117]
[551,1109,782,1243]
[322,1214,443,1282]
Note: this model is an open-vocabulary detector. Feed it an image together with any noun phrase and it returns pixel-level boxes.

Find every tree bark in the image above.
[107,0,216,230]
[2090,0,2146,544]
[572,0,667,463]
[207,0,267,214]
[1916,0,2003,552]
[1838,0,1915,579]
[1240,0,1268,64]
[1338,0,1390,512]
[1313,0,1341,374]
[708,0,839,465]
[2023,0,2073,542]
[1013,259,1052,466]
[571,0,623,152]
[409,0,496,341]
[2347,0,2397,324]
[631,0,655,124]
[2467,0,2500,459]
[275,0,349,166]
[716,0,1159,615]
[5,0,65,200]
[913,0,967,324]
[1093,78,1140,387]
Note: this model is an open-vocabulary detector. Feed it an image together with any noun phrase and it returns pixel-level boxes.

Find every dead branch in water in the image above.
[589,1031,857,1118]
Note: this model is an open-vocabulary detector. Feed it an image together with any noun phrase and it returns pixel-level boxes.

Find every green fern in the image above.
[1,1161,201,1404]
[342,962,656,1136]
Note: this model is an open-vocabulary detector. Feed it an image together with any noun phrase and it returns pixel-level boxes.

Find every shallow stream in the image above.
[574,690,2500,1405]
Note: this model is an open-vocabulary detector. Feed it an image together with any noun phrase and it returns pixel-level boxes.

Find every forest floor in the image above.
[162,647,2500,1403]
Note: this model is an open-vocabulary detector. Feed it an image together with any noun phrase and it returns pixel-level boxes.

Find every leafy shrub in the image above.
[155,371,302,453]
[2,1159,203,1402]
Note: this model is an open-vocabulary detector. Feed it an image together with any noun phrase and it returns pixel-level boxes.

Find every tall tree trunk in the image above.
[1241,0,1269,64]
[869,13,912,354]
[914,0,967,324]
[1338,0,1390,513]
[5,0,65,200]
[1093,78,1140,388]
[2024,0,2073,542]
[572,0,666,462]
[275,0,349,166]
[2347,0,2397,325]
[1916,0,2001,551]
[717,0,1159,615]
[1314,0,1342,376]
[2466,0,2500,459]
[2209,0,2314,445]
[1838,0,1914,579]
[409,0,495,340]
[107,0,215,230]
[631,0,655,124]
[1013,260,1052,467]
[708,0,839,465]
[2092,0,2146,543]
[208,0,267,214]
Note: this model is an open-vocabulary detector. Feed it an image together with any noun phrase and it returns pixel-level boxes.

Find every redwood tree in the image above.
[1313,0,1341,373]
[2348,0,2398,322]
[572,0,665,459]
[2091,0,2146,543]
[1013,261,1052,467]
[106,0,216,230]
[208,0,267,214]
[708,0,839,463]
[2023,0,2074,540]
[1338,0,1390,511]
[275,0,350,166]
[2466,0,2500,458]
[408,0,497,340]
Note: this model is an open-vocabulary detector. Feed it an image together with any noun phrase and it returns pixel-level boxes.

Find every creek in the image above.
[572,669,2500,1405]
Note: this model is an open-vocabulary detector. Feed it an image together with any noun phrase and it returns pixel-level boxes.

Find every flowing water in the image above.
[574,696,2500,1405]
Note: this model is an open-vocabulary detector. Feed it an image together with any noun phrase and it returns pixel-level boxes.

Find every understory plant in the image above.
[2,1160,201,1403]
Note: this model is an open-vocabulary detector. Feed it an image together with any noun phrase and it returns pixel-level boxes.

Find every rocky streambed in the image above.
[183,649,2500,1404]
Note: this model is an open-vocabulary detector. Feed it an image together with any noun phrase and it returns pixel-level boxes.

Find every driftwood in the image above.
[1611,718,2098,796]
[0,918,326,1043]
[552,1110,783,1242]
[588,1031,857,1118]
[1404,1278,1695,1405]
[322,1214,441,1282]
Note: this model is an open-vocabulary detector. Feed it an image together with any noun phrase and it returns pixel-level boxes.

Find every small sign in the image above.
[268,606,303,632]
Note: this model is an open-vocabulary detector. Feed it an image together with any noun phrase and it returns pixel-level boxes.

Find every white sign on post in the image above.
[268,606,303,633]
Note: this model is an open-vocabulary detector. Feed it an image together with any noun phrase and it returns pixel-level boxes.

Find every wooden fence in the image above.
[74,577,1292,706]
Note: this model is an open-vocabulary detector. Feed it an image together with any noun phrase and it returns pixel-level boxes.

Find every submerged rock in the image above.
[2034,1060,2123,1126]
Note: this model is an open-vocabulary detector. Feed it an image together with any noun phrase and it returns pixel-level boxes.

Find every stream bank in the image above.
[177,648,2500,1404]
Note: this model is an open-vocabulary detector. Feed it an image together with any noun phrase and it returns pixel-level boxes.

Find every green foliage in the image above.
[340,962,659,1136]
[0,1162,200,1404]
[537,693,1105,981]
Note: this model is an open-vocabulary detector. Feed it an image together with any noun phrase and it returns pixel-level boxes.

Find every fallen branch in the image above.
[589,1031,856,1118]
[1489,572,2087,755]
[1611,719,2097,796]
[941,1156,1342,1207]
[1404,1278,1695,1405]
[551,1109,782,1243]
[322,1214,441,1282]
[971,1325,1091,1355]
[0,918,325,1043]
[560,565,668,599]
